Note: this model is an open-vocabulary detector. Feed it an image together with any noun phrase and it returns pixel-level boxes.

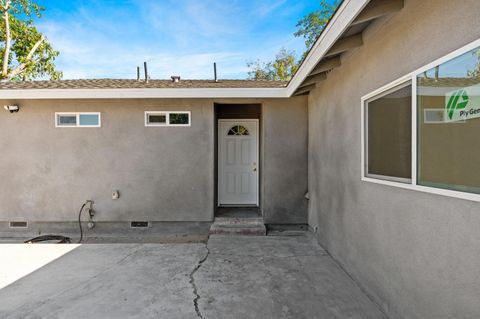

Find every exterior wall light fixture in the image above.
[4,105,19,113]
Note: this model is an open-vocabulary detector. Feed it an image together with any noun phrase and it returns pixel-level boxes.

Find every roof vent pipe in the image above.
[171,76,181,83]
[214,62,218,82]
[144,62,149,83]
[136,66,140,81]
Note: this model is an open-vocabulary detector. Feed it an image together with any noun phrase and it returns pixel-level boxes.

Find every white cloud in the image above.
[256,0,288,17]
[35,0,307,79]
[39,20,249,79]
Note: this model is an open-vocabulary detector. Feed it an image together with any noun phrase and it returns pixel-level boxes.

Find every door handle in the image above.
[253,162,257,172]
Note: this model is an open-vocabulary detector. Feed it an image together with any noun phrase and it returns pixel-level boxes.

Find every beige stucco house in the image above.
[1,0,480,318]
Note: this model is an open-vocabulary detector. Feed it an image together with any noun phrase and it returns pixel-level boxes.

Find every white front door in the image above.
[218,120,258,205]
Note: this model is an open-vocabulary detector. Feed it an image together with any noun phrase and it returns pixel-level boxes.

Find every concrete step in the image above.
[209,217,266,236]
[213,217,264,225]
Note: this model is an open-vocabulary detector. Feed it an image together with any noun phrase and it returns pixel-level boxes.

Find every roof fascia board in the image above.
[0,87,289,99]
[286,0,370,97]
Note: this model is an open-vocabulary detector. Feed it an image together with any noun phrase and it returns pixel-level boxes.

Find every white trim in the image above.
[361,74,412,101]
[360,88,365,181]
[218,119,259,206]
[361,38,480,203]
[411,74,417,187]
[361,78,412,183]
[0,88,288,99]
[365,173,411,184]
[144,111,167,126]
[55,112,101,128]
[145,111,191,127]
[362,176,480,202]
[287,0,370,96]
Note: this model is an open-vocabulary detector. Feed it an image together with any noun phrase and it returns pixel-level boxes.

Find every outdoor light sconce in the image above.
[4,105,19,113]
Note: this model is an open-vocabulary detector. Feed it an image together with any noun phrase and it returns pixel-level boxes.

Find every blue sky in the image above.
[34,0,320,79]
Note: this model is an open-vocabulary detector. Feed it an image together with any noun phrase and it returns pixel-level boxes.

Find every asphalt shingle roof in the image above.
[418,77,480,87]
[0,79,287,90]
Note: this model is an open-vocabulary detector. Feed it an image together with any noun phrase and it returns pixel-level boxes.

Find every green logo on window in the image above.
[446,89,469,120]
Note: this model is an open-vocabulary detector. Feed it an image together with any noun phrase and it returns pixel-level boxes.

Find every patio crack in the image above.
[189,243,210,319]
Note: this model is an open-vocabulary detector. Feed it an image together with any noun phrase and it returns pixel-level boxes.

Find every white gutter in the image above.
[0,1,368,100]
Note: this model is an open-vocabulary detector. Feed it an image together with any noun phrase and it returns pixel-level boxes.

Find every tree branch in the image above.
[3,35,45,81]
[2,0,11,77]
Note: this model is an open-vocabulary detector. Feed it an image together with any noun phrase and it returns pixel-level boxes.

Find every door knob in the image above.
[253,162,257,172]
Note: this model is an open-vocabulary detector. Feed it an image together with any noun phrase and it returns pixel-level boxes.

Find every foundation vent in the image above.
[130,221,149,228]
[9,221,28,228]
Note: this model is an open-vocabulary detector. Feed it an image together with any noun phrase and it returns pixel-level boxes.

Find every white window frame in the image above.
[361,38,480,203]
[145,111,191,127]
[363,80,412,184]
[55,112,101,128]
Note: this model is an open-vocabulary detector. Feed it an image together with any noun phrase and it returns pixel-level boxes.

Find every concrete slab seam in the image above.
[208,252,328,259]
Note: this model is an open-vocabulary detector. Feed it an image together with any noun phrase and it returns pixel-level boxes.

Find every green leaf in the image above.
[294,0,341,52]
[0,0,61,81]
[247,48,298,81]
[246,1,340,80]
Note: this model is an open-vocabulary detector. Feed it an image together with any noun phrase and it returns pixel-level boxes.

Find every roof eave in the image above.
[286,0,370,96]
[0,87,289,99]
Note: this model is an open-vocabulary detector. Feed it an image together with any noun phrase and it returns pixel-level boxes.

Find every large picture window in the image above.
[417,46,480,194]
[362,39,480,201]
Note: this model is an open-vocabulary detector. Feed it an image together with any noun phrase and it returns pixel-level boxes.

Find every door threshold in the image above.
[218,205,259,207]
[216,207,261,218]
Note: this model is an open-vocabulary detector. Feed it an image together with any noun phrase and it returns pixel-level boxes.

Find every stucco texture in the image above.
[262,97,308,224]
[0,97,307,224]
[307,0,480,318]
[0,99,214,222]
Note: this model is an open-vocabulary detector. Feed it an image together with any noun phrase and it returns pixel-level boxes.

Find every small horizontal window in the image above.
[145,111,190,126]
[147,113,167,125]
[55,113,101,128]
[57,114,76,126]
[169,113,189,125]
[79,114,100,126]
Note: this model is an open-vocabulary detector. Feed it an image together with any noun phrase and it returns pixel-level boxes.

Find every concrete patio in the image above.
[0,233,385,319]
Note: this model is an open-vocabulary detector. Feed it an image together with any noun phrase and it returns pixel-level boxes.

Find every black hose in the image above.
[24,235,71,244]
[77,203,87,243]
[24,202,88,244]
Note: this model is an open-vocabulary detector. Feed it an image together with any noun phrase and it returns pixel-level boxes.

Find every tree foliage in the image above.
[0,0,61,82]
[294,0,341,51]
[467,49,480,78]
[247,1,340,81]
[247,48,298,81]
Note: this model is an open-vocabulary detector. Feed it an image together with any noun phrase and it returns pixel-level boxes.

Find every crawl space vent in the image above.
[130,221,149,228]
[9,221,28,228]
